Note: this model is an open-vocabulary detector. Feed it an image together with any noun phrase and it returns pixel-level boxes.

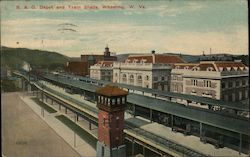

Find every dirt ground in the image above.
[1,92,81,157]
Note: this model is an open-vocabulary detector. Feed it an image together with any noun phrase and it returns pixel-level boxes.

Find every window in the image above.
[137,75,142,84]
[236,81,240,87]
[153,77,158,81]
[228,82,233,88]
[242,80,246,86]
[107,98,111,106]
[221,82,225,89]
[232,93,235,102]
[172,75,177,80]
[224,94,228,101]
[112,99,116,105]
[129,75,134,84]
[239,91,242,100]
[117,97,121,104]
[203,80,211,87]
[98,96,101,103]
[146,75,149,81]
[161,76,165,81]
[122,97,126,104]
[191,79,198,86]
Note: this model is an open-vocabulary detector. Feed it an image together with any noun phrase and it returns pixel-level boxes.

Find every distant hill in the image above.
[1,46,70,70]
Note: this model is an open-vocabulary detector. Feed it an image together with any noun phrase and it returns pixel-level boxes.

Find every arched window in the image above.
[145,75,149,81]
[129,75,134,84]
[137,75,142,84]
[122,74,127,83]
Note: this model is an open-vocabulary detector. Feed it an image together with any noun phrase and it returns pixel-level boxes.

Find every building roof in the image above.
[69,57,81,61]
[128,93,250,136]
[126,54,185,64]
[96,85,128,97]
[192,61,248,72]
[173,63,199,69]
[96,61,114,67]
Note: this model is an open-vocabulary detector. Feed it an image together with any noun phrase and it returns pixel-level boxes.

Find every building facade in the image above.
[90,61,114,82]
[171,61,249,103]
[113,51,185,91]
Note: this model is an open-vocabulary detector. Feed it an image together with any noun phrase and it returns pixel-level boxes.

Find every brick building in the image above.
[171,61,249,103]
[66,47,117,76]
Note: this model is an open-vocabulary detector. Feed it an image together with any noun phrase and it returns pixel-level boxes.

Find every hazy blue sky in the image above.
[1,0,248,57]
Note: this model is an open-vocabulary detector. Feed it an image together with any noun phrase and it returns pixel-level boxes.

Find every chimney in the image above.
[151,50,156,63]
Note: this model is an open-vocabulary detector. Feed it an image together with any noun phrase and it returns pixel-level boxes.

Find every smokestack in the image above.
[151,50,156,63]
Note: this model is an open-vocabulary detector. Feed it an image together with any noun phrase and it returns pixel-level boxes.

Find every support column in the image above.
[59,104,61,110]
[76,114,79,121]
[131,140,135,157]
[93,94,96,102]
[65,107,67,114]
[133,105,136,118]
[150,109,153,122]
[41,92,44,102]
[171,115,174,130]
[83,90,86,98]
[51,99,53,105]
[239,134,242,154]
[200,122,203,138]
[89,121,92,130]
[142,146,145,157]
[27,84,31,92]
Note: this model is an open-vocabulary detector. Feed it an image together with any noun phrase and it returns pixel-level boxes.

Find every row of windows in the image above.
[191,79,212,87]
[221,79,248,89]
[153,76,167,81]
[120,74,150,81]
[97,96,126,106]
[171,75,183,81]
[223,90,249,101]
[101,71,112,75]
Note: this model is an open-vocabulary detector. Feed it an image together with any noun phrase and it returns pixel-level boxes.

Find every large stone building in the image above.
[170,61,249,103]
[90,61,114,81]
[66,47,117,76]
[113,51,185,91]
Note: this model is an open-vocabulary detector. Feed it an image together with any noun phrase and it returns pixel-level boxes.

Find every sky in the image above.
[1,0,248,57]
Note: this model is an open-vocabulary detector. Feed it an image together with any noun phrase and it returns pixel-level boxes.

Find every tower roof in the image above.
[96,85,128,97]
